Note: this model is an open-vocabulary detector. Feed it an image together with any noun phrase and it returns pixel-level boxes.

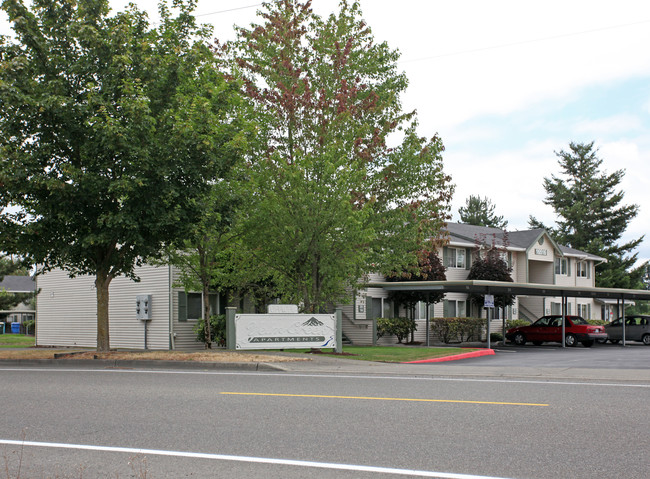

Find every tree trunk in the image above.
[95,270,113,352]
[199,244,212,349]
[203,283,212,349]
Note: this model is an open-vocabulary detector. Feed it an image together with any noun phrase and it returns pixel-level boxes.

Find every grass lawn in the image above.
[303,346,480,363]
[0,334,36,348]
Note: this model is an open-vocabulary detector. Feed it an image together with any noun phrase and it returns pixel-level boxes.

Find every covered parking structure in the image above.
[371,280,650,348]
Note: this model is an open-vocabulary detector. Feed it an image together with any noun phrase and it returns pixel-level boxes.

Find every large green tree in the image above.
[231,0,453,313]
[529,142,642,288]
[458,194,508,229]
[0,0,242,350]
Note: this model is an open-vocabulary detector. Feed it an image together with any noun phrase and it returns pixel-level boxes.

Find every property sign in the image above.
[235,314,337,350]
[484,294,495,308]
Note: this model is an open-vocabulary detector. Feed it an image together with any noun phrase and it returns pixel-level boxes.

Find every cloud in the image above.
[574,115,644,136]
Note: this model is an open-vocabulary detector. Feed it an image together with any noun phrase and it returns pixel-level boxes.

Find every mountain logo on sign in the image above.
[302,317,324,327]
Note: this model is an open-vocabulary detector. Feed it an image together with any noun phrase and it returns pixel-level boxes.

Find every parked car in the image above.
[603,315,650,345]
[506,315,607,347]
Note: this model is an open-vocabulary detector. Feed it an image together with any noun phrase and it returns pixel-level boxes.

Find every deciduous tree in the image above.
[0,0,243,350]
[467,235,515,309]
[231,0,453,312]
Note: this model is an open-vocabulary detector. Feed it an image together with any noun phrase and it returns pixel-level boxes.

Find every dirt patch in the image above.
[0,349,310,363]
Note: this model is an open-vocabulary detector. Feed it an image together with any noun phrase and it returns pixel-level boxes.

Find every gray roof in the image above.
[0,275,36,293]
[444,222,605,261]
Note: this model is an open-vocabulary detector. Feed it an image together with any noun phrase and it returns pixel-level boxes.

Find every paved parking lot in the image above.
[469,341,650,369]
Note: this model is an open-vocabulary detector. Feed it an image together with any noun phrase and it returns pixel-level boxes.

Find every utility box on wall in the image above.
[136,294,152,320]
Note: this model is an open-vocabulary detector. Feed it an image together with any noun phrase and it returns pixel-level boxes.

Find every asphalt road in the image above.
[2,349,650,479]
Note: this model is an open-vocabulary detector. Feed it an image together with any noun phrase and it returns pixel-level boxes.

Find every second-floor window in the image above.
[446,247,466,269]
[576,261,590,278]
[555,258,569,276]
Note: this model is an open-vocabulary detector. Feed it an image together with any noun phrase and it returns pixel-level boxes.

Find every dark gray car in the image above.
[604,315,650,345]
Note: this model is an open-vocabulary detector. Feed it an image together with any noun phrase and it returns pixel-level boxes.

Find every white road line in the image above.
[0,439,511,479]
[1,367,649,388]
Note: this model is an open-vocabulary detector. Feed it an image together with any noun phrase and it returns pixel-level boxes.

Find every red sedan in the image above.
[506,315,607,347]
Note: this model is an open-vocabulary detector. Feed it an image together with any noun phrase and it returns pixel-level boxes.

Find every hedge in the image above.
[429,317,484,343]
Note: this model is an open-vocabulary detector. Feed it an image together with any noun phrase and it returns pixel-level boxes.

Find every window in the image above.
[551,302,571,314]
[446,247,466,269]
[555,258,569,275]
[444,300,466,317]
[179,292,220,322]
[576,261,590,278]
[187,293,202,320]
[578,304,590,318]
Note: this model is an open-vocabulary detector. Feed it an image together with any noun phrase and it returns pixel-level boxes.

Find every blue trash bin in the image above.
[11,322,20,334]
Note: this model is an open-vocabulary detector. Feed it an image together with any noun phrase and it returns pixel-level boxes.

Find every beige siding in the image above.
[529,237,555,262]
[36,265,172,350]
[529,261,554,284]
[515,253,527,283]
[445,266,470,281]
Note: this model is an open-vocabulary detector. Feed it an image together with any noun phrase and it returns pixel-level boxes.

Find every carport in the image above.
[371,280,650,348]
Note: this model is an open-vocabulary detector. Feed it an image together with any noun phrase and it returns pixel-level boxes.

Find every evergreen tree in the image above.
[458,195,508,229]
[529,142,642,288]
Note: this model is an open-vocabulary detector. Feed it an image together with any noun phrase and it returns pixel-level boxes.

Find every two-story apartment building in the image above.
[34,222,609,349]
[342,223,607,344]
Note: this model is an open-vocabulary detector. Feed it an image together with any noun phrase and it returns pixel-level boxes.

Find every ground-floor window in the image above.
[577,303,591,319]
[444,300,466,317]
[179,292,220,321]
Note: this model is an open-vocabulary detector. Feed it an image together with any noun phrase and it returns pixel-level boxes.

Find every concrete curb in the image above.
[402,348,496,364]
[0,358,286,371]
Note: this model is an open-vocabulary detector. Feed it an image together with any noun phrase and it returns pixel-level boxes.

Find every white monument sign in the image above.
[235,314,337,350]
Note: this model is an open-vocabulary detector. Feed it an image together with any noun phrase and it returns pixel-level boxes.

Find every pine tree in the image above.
[529,142,642,288]
[458,195,508,229]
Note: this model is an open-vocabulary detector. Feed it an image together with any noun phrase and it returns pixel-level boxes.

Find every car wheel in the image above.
[513,332,526,346]
[596,338,607,344]
[610,339,620,344]
[532,341,543,346]
[582,340,594,348]
[565,334,577,347]
[642,334,650,346]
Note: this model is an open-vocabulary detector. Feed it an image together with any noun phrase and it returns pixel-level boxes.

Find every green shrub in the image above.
[587,319,606,326]
[458,317,484,341]
[490,332,503,342]
[430,318,461,343]
[506,319,531,329]
[194,314,226,347]
[376,317,417,343]
[429,317,486,343]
